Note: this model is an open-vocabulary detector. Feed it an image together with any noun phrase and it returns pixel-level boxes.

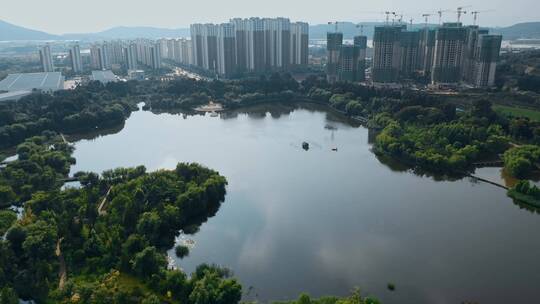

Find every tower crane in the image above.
[455,6,471,23]
[437,9,451,25]
[384,11,396,24]
[422,13,432,27]
[470,10,495,25]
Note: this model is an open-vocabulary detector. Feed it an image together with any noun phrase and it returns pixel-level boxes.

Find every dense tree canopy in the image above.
[0,134,235,302]
[503,145,540,178]
[0,81,139,149]
[374,102,509,173]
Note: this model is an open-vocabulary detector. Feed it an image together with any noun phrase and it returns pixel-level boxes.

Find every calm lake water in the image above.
[69,104,540,303]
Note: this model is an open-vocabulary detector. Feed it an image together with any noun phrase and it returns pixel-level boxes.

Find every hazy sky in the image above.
[2,0,539,34]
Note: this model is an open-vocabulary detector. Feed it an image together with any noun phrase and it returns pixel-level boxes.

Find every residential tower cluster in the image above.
[325,18,502,87]
[370,22,502,87]
[35,15,503,89]
[326,32,368,83]
[190,18,309,77]
[88,40,163,71]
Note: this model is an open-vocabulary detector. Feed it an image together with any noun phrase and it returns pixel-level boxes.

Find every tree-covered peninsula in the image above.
[0,135,241,303]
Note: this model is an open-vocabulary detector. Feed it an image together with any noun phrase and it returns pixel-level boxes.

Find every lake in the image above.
[68,103,540,303]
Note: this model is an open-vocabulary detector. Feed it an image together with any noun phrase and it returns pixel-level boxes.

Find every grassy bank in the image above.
[493,105,540,121]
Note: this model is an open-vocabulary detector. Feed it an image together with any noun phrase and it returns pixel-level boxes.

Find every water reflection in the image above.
[374,153,464,182]
[67,103,540,304]
[64,123,126,142]
[511,199,540,214]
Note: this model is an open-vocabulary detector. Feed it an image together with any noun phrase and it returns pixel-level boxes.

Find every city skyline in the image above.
[1,0,540,35]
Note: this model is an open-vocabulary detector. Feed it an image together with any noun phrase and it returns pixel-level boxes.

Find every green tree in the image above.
[0,185,16,208]
[0,287,18,304]
[141,294,161,304]
[175,245,190,259]
[131,246,167,280]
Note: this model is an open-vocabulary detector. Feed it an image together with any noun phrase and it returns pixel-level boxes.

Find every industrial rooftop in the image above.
[91,70,117,84]
[0,72,65,92]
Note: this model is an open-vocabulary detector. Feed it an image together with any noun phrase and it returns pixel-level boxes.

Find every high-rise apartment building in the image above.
[203,24,219,71]
[337,45,360,82]
[290,22,309,66]
[124,43,138,70]
[230,18,249,72]
[264,18,291,69]
[191,24,219,71]
[431,23,467,84]
[372,25,403,83]
[399,31,421,78]
[170,39,193,65]
[418,28,436,75]
[191,18,307,77]
[462,26,489,83]
[230,17,266,73]
[39,45,54,72]
[327,20,501,86]
[90,44,110,70]
[182,40,193,65]
[471,34,502,87]
[217,23,237,76]
[150,43,162,70]
[172,39,182,62]
[105,41,125,65]
[128,39,163,70]
[69,44,83,74]
[326,32,343,83]
[353,35,368,81]
[326,33,367,83]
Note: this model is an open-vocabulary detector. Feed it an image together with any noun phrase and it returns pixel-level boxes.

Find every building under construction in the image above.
[372,25,403,83]
[470,34,502,87]
[368,18,501,87]
[418,28,437,75]
[399,30,422,78]
[326,32,343,83]
[431,22,467,84]
[354,35,368,81]
[325,31,367,83]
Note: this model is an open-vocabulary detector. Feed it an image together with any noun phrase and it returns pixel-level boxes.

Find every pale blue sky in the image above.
[2,0,539,34]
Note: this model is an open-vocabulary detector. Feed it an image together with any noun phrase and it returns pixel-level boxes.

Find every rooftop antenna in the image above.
[409,18,414,28]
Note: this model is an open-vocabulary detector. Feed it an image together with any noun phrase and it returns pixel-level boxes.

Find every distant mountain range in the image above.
[0,20,190,41]
[1,19,540,42]
[61,27,191,40]
[490,22,540,40]
[0,20,60,41]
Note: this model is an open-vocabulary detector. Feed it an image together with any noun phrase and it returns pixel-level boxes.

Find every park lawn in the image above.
[494,104,540,121]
